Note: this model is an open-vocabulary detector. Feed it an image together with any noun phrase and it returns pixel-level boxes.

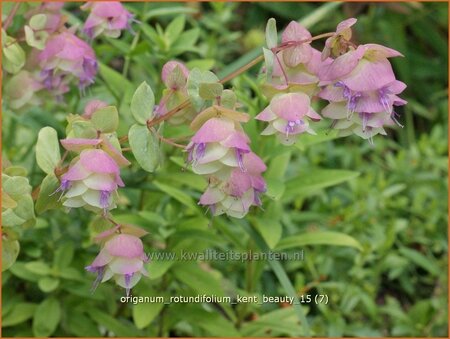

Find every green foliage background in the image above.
[2,2,448,337]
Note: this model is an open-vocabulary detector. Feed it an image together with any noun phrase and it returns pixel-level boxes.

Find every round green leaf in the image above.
[128,124,160,172]
[36,127,61,175]
[2,237,20,272]
[91,106,119,133]
[131,81,155,125]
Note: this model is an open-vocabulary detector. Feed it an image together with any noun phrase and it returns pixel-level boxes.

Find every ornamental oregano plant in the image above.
[2,2,407,297]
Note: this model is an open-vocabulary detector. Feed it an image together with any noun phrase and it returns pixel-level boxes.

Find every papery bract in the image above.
[82,2,133,39]
[86,227,148,295]
[57,148,124,212]
[38,31,98,92]
[256,92,321,145]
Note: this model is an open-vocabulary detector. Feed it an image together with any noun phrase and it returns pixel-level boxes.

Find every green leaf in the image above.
[295,129,340,150]
[128,124,160,172]
[251,217,282,249]
[165,15,185,45]
[53,242,74,270]
[99,62,133,99]
[132,301,164,329]
[147,260,174,280]
[29,14,47,30]
[2,237,20,271]
[153,181,198,211]
[198,82,224,100]
[2,33,25,74]
[91,106,119,133]
[38,277,60,293]
[131,81,155,125]
[265,18,278,48]
[187,68,220,111]
[172,262,224,296]
[284,169,360,201]
[2,302,37,327]
[33,298,61,337]
[398,247,439,276]
[239,220,311,336]
[87,308,139,337]
[220,89,237,109]
[276,231,363,251]
[36,127,61,174]
[25,261,51,276]
[35,173,61,214]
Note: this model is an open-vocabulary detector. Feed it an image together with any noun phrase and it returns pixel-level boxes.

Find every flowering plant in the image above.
[4,2,444,338]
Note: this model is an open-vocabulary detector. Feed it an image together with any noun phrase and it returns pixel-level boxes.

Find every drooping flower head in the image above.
[86,225,149,295]
[83,99,108,119]
[81,2,133,39]
[318,43,407,142]
[186,117,251,178]
[199,152,266,218]
[38,31,98,92]
[256,92,322,145]
[56,147,125,213]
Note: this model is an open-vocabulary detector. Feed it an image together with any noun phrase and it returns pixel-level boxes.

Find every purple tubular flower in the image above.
[86,229,149,295]
[82,2,134,39]
[255,92,321,145]
[38,31,98,92]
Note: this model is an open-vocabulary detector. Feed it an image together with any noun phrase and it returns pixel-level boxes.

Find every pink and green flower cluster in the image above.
[86,225,149,296]
[187,108,266,218]
[257,18,407,144]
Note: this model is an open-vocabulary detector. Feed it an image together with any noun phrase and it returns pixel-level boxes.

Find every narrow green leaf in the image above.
[276,231,363,251]
[36,127,61,174]
[284,169,360,201]
[153,181,198,211]
[131,81,155,125]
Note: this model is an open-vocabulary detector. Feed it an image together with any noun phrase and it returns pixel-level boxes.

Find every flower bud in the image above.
[4,70,43,110]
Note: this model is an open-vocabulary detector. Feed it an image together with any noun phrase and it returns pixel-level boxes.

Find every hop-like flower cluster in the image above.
[257,18,407,145]
[86,225,149,295]
[81,2,133,39]
[57,148,124,212]
[187,107,266,218]
[55,101,130,213]
[318,43,407,141]
[38,31,97,92]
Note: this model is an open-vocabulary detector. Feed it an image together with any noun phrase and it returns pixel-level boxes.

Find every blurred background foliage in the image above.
[2,2,448,337]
